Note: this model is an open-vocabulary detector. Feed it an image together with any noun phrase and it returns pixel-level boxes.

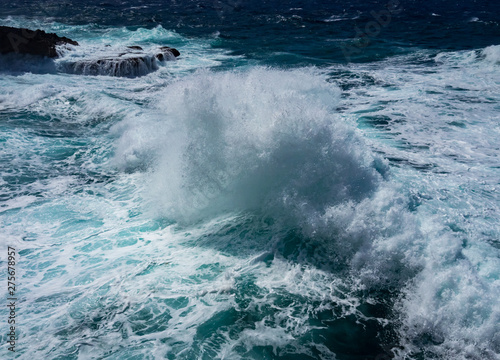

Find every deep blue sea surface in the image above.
[0,0,499,359]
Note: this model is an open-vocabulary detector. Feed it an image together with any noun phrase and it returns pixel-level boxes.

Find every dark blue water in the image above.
[0,1,499,359]
[2,0,500,64]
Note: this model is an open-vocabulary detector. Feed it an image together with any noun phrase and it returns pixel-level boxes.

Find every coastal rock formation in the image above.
[62,55,162,77]
[1,26,180,77]
[0,26,78,57]
[157,46,180,59]
[61,47,180,77]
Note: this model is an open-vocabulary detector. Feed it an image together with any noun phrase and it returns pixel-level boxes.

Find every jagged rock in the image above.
[0,26,78,58]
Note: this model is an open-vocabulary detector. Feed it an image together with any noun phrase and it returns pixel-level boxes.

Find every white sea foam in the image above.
[1,16,499,358]
[482,45,500,64]
[109,59,500,358]
[330,48,500,359]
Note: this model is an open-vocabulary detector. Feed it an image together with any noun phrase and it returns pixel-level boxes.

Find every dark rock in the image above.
[61,55,161,77]
[0,26,181,77]
[155,52,173,61]
[127,45,143,51]
[61,44,180,77]
[0,26,78,58]
[159,46,180,57]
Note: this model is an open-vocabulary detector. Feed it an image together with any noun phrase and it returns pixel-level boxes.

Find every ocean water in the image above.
[0,1,499,359]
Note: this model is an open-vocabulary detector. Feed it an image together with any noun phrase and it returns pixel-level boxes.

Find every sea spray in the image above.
[1,11,499,359]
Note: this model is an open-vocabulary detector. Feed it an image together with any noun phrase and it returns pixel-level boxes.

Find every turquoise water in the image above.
[0,2,499,359]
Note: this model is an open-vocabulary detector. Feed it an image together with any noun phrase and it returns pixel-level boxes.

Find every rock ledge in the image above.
[0,26,79,57]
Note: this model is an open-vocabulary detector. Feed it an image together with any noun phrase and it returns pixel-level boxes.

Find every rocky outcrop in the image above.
[61,55,159,77]
[1,26,180,77]
[60,48,179,77]
[0,26,78,57]
[158,46,180,58]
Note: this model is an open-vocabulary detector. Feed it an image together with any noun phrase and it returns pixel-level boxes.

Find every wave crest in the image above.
[113,68,388,223]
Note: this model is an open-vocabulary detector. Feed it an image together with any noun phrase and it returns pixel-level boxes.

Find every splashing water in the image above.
[0,10,499,360]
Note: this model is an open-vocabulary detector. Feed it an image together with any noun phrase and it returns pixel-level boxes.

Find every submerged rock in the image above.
[0,26,78,57]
